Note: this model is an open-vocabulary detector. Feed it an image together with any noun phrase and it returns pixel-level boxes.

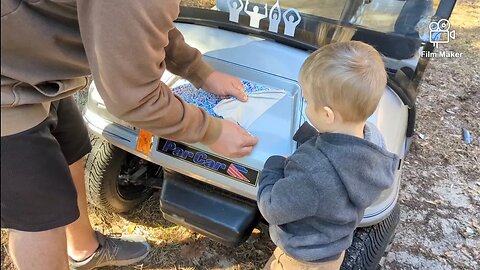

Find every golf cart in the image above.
[83,0,457,269]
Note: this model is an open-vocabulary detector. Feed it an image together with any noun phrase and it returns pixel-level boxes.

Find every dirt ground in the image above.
[1,0,478,269]
[382,1,480,269]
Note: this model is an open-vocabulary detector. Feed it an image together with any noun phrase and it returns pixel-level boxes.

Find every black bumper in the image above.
[160,171,260,247]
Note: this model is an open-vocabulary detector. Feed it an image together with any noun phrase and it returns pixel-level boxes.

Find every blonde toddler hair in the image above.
[299,41,387,122]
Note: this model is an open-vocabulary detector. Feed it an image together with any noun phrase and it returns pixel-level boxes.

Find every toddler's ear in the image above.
[323,106,336,124]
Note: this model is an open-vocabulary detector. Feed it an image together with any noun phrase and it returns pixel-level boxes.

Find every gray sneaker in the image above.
[69,231,150,270]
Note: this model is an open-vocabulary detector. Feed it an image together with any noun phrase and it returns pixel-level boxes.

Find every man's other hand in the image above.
[207,119,258,158]
[202,71,248,102]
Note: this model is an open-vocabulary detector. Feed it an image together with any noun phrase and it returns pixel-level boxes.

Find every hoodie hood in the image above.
[316,123,399,209]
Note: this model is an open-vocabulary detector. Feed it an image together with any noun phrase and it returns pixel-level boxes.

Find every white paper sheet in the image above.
[213,90,287,128]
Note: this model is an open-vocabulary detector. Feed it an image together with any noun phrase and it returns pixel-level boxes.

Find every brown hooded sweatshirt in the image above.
[1,0,221,144]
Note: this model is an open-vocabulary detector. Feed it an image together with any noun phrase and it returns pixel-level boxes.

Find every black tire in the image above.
[85,135,154,213]
[341,204,400,270]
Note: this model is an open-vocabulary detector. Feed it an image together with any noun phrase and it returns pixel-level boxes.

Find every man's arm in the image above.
[164,28,214,89]
[257,157,319,225]
[77,0,221,144]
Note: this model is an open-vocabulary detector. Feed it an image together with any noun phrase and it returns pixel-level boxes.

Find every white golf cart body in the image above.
[83,0,457,251]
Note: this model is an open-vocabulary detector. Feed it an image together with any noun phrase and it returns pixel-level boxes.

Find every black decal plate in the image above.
[157,139,259,186]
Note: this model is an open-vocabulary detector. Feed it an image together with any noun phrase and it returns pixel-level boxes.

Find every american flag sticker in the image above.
[227,164,250,182]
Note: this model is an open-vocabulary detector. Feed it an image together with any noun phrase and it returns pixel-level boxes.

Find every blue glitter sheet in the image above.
[172,80,273,117]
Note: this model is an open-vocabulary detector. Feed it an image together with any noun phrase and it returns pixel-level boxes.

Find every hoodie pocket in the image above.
[0,86,18,107]
[8,77,88,106]
[32,77,88,97]
[1,0,22,17]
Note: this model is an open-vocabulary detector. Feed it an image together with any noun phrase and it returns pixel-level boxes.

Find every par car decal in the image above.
[158,139,259,186]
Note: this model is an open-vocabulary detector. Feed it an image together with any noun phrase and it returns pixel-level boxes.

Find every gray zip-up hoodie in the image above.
[257,122,399,262]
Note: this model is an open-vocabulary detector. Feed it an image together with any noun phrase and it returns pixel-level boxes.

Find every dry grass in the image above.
[180,0,215,8]
[86,194,275,270]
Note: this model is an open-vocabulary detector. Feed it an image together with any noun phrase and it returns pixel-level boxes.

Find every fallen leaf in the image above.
[128,224,137,234]
[179,242,205,260]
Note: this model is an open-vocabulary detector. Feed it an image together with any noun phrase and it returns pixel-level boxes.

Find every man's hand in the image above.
[207,119,258,158]
[202,71,248,102]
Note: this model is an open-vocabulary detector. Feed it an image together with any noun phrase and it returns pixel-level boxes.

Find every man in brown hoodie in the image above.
[1,0,258,269]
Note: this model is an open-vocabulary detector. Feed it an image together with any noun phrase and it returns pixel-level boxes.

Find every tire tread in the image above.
[340,204,400,270]
[85,135,151,213]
